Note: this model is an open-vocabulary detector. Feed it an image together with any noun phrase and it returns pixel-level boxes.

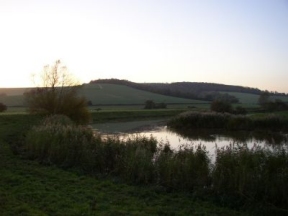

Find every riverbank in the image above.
[0,113,249,215]
[168,111,288,132]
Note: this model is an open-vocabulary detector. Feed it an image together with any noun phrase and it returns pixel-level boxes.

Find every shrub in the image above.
[168,111,231,129]
[0,102,7,112]
[144,100,156,109]
[210,100,232,113]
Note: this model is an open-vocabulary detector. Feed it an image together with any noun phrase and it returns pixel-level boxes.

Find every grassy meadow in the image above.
[0,83,207,107]
[222,91,288,108]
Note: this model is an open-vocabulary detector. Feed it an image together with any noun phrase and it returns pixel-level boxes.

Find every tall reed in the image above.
[24,115,288,212]
[154,144,211,191]
[25,115,94,167]
[212,144,288,210]
[168,111,288,131]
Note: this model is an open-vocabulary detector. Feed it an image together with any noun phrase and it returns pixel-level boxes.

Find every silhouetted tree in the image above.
[24,60,90,124]
[258,91,270,108]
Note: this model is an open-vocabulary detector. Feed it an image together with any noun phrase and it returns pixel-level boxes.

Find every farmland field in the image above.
[78,83,206,105]
[0,83,208,107]
[222,91,288,106]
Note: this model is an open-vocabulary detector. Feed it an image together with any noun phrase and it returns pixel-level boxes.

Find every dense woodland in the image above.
[90,79,286,103]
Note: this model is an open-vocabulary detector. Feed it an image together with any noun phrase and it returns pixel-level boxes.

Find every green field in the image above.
[222,91,288,107]
[78,83,205,105]
[0,84,207,107]
[2,84,288,110]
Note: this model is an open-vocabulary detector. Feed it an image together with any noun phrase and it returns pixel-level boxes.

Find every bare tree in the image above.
[24,60,90,124]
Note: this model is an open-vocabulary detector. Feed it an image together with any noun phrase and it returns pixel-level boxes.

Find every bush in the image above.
[210,100,232,113]
[144,100,156,109]
[0,102,7,112]
[144,100,167,109]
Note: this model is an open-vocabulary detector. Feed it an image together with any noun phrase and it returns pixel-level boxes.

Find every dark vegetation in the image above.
[168,111,288,131]
[8,114,286,215]
[210,100,247,114]
[258,91,288,112]
[1,114,245,215]
[144,100,167,109]
[0,102,7,112]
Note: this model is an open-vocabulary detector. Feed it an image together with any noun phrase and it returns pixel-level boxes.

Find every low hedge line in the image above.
[167,111,288,131]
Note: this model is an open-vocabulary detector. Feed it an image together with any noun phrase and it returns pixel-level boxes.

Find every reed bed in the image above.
[167,111,288,131]
[24,115,288,213]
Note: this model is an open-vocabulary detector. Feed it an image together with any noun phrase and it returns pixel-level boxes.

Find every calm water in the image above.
[92,120,288,158]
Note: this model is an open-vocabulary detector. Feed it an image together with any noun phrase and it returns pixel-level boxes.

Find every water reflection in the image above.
[93,121,288,154]
[119,126,288,153]
[169,128,288,145]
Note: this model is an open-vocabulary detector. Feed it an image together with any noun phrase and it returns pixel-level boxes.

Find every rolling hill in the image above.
[0,84,207,107]
[78,83,205,105]
[1,80,288,107]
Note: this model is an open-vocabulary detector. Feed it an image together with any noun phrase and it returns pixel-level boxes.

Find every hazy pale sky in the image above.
[0,0,288,92]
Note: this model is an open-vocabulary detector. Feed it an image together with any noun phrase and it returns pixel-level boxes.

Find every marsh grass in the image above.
[23,115,288,213]
[212,144,288,212]
[155,144,211,191]
[24,115,211,189]
[25,115,95,167]
[168,111,288,131]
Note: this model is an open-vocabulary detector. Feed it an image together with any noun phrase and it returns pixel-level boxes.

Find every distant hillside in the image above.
[0,88,30,106]
[0,84,207,107]
[78,83,205,105]
[2,80,287,107]
[223,91,288,106]
[90,79,288,106]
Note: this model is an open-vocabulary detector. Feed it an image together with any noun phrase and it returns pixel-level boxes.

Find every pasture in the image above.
[0,83,207,107]
[222,91,288,107]
[78,83,205,105]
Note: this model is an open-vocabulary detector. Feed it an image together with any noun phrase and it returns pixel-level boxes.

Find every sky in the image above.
[0,0,288,93]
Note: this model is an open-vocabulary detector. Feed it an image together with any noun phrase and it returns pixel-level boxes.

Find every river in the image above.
[91,119,288,159]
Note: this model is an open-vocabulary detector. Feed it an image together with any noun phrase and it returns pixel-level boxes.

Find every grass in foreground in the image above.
[2,145,247,215]
[9,114,286,215]
[0,115,246,215]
